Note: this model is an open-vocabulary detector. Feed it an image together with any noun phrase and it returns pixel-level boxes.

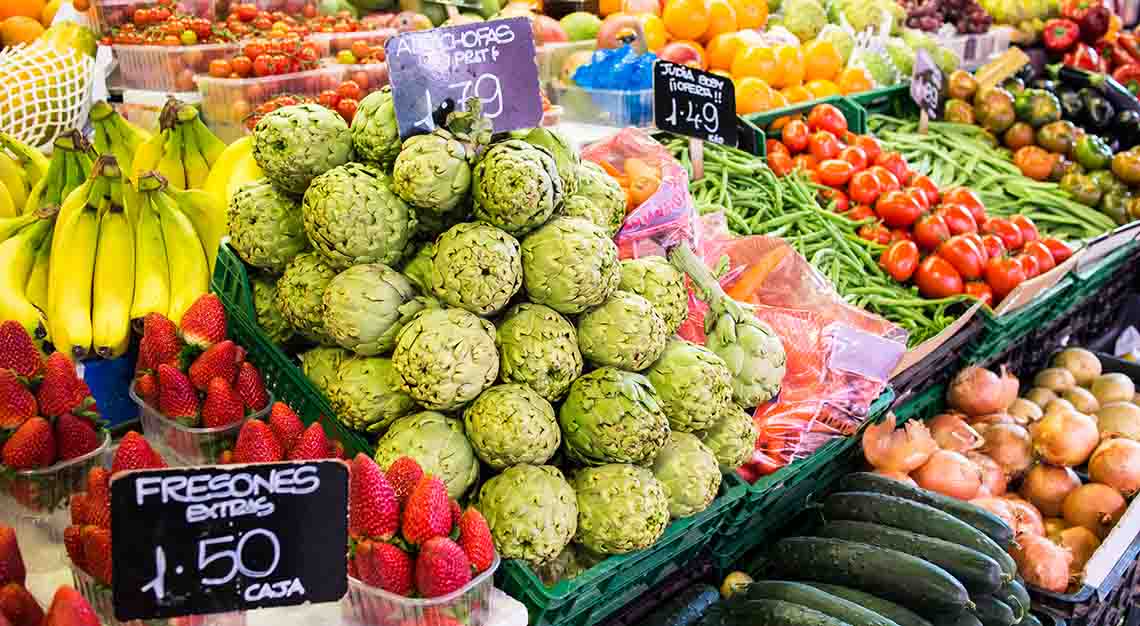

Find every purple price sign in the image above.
[384,17,543,139]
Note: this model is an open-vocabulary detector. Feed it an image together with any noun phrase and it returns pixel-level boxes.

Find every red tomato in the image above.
[807,103,848,136]
[252,54,272,76]
[915,256,965,298]
[768,151,793,176]
[854,135,882,163]
[858,222,892,244]
[912,213,950,251]
[848,170,881,205]
[890,229,913,244]
[875,190,923,228]
[979,234,1006,261]
[985,256,1027,301]
[908,173,940,206]
[1023,240,1056,274]
[937,235,986,280]
[244,40,266,60]
[230,55,253,77]
[1017,253,1041,279]
[792,154,817,172]
[867,166,900,193]
[941,187,986,225]
[767,139,790,159]
[781,120,810,154]
[964,281,994,307]
[880,240,919,282]
[838,146,868,172]
[962,233,988,261]
[809,131,841,162]
[981,217,1024,252]
[938,204,978,235]
[819,187,849,213]
[847,204,875,221]
[336,80,363,101]
[337,98,359,123]
[317,89,340,109]
[1041,237,1072,263]
[818,159,855,187]
[1010,215,1039,244]
[905,186,930,212]
[875,151,911,183]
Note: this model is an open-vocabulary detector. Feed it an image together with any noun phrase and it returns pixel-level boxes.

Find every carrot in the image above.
[726,247,791,301]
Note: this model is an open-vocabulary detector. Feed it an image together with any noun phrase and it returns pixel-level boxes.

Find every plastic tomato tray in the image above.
[197,66,345,143]
[90,0,221,36]
[113,43,240,92]
[307,29,395,58]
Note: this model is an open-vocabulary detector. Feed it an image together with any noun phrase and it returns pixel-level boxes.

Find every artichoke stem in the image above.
[666,243,749,321]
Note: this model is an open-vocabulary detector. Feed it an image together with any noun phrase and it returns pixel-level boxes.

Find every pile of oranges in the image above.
[0,0,57,47]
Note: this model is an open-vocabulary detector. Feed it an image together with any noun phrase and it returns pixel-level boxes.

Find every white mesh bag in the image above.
[0,42,95,150]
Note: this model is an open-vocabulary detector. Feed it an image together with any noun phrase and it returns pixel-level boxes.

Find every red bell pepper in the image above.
[1113,65,1140,93]
[1065,43,1108,72]
[1044,18,1082,52]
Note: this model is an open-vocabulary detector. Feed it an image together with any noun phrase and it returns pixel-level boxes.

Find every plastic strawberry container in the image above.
[341,555,500,626]
[113,43,241,92]
[71,564,248,626]
[130,382,272,466]
[91,0,221,36]
[196,66,346,143]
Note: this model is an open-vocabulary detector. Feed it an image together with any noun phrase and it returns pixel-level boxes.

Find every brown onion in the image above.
[967,451,1008,496]
[1044,517,1068,541]
[1026,387,1058,409]
[1034,368,1077,393]
[1062,483,1127,539]
[1008,398,1043,425]
[1033,411,1099,467]
[970,497,1017,530]
[1058,526,1101,577]
[1095,402,1140,441]
[1091,373,1135,406]
[1089,438,1140,497]
[981,423,1034,478]
[1010,533,1073,593]
[1044,398,1077,417]
[863,413,937,473]
[873,469,918,487]
[948,366,1020,416]
[912,449,982,501]
[1004,496,1045,537]
[1020,464,1081,518]
[929,412,984,453]
[1053,347,1102,386]
[972,413,1015,427]
[1062,387,1100,414]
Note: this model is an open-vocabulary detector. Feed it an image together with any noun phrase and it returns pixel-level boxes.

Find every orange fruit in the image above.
[837,66,874,94]
[729,0,767,29]
[710,68,733,80]
[702,0,737,42]
[803,39,842,82]
[671,39,708,69]
[772,44,804,88]
[600,0,622,15]
[639,14,667,51]
[706,32,739,71]
[662,0,709,41]
[735,77,776,115]
[805,79,841,98]
[40,0,59,25]
[781,85,813,104]
[0,16,44,46]
[622,0,661,14]
[731,46,781,86]
[735,29,765,47]
[0,0,45,20]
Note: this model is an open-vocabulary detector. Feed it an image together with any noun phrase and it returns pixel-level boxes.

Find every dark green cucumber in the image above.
[969,595,1016,626]
[767,537,971,613]
[719,598,850,626]
[803,584,933,626]
[1022,614,1044,626]
[928,612,983,626]
[815,520,1005,593]
[741,581,902,626]
[994,580,1029,621]
[837,473,1014,546]
[823,492,1017,579]
[645,584,719,626]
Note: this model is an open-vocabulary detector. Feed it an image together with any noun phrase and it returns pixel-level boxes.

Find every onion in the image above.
[948,366,1020,416]
[1044,398,1077,417]
[1058,526,1101,577]
[1034,368,1077,393]
[1004,495,1046,537]
[862,413,937,473]
[972,413,1015,427]
[1062,483,1127,539]
[1026,387,1058,409]
[1053,348,1102,386]
[873,469,918,487]
[1008,398,1043,425]
[967,451,1008,496]
[1044,517,1068,541]
[929,412,985,452]
[912,449,982,500]
[1033,411,1099,467]
[981,423,1034,478]
[1091,373,1135,406]
[1096,402,1140,441]
[1010,533,1073,593]
[971,497,1018,530]
[1089,439,1140,497]
[1019,464,1081,517]
[1062,387,1100,414]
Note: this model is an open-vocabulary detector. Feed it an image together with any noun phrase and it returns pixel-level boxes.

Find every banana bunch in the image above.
[0,131,92,218]
[132,97,226,191]
[91,100,152,174]
[203,135,264,209]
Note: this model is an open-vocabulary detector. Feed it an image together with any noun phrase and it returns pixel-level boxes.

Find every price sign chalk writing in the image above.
[385,17,543,139]
[653,60,737,147]
[111,460,348,621]
[911,49,943,132]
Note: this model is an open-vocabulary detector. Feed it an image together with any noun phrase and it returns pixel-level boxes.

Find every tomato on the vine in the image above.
[915,256,965,298]
[908,173,940,207]
[858,222,892,244]
[1041,238,1072,263]
[982,217,1024,252]
[1010,215,1039,244]
[807,103,847,136]
[979,234,1006,261]
[905,187,930,212]
[848,170,881,205]
[854,135,882,163]
[880,240,919,282]
[819,187,849,212]
[941,187,986,224]
[875,151,910,183]
[1017,253,1041,279]
[781,120,810,154]
[964,281,994,306]
[938,235,986,280]
[984,256,1027,300]
[1024,240,1057,273]
[838,146,868,172]
[809,131,841,161]
[867,166,900,193]
[818,159,855,187]
[875,190,923,228]
[912,213,950,251]
[937,204,978,235]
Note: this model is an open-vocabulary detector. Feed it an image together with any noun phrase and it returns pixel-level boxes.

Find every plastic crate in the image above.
[849,84,915,118]
[197,66,346,143]
[965,274,1076,366]
[935,27,1013,71]
[743,95,866,138]
[548,84,653,128]
[343,557,499,626]
[113,43,240,92]
[91,0,221,36]
[132,382,269,465]
[599,558,714,626]
[890,314,983,404]
[1032,534,1140,626]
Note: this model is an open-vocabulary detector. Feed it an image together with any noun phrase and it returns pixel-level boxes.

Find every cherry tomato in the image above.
[792,154,817,172]
[858,222,892,244]
[937,235,986,280]
[819,187,849,213]
[208,59,231,78]
[847,170,881,205]
[768,151,793,176]
[781,120,810,154]
[938,204,978,235]
[941,187,986,225]
[854,135,882,163]
[905,187,930,212]
[984,256,1027,301]
[915,256,965,298]
[252,54,271,76]
[244,40,266,60]
[1017,253,1041,279]
[133,7,151,25]
[317,89,340,109]
[1010,215,1039,245]
[807,103,847,136]
[964,281,994,307]
[1041,238,1072,263]
[337,98,359,123]
[336,80,363,101]
[1023,240,1057,274]
[867,166,900,193]
[912,213,950,252]
[890,228,912,243]
[880,240,919,282]
[838,146,868,172]
[979,234,1006,261]
[875,151,911,184]
[818,159,855,187]
[809,131,841,162]
[847,204,875,221]
[875,190,923,228]
[908,173,940,206]
[982,217,1024,252]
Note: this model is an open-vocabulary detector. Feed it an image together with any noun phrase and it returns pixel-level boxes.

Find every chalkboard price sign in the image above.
[910,49,943,122]
[653,60,737,147]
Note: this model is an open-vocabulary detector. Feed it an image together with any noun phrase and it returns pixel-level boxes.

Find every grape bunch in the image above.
[901,0,993,34]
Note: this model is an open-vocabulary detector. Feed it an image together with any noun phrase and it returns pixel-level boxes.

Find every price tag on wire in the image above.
[652,60,737,180]
[384,17,543,139]
[111,461,348,621]
[910,48,943,133]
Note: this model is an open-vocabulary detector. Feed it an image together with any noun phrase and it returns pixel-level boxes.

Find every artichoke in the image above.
[645,339,733,432]
[473,139,564,236]
[651,432,721,518]
[520,128,579,197]
[299,346,349,395]
[430,222,522,315]
[414,201,467,241]
[228,179,308,274]
[559,367,670,466]
[253,104,354,195]
[373,411,479,499]
[464,384,560,470]
[697,405,757,471]
[476,464,578,564]
[520,217,620,314]
[534,544,593,586]
[302,163,415,270]
[328,356,417,434]
[322,264,426,356]
[350,88,401,169]
[495,303,583,403]
[392,100,490,215]
[569,161,625,237]
[276,252,338,344]
[400,242,434,293]
[251,274,294,346]
[619,257,689,335]
[576,291,667,371]
[392,308,499,410]
[572,464,669,555]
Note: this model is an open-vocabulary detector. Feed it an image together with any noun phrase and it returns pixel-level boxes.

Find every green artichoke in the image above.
[299,346,349,396]
[697,405,757,471]
[276,252,338,344]
[392,308,499,410]
[414,201,467,241]
[227,179,308,274]
[559,367,670,466]
[253,104,354,194]
[473,139,563,236]
[464,384,560,470]
[651,432,721,518]
[645,339,733,432]
[322,264,426,356]
[350,88,401,169]
[476,464,578,564]
[521,217,620,314]
[302,163,415,270]
[374,411,479,499]
[619,257,689,335]
[572,464,669,555]
[533,544,592,586]
[569,161,625,237]
[400,242,434,293]
[576,291,667,371]
[251,274,294,346]
[392,101,490,215]
[328,356,417,434]
[430,222,522,315]
[495,303,583,403]
[520,128,579,197]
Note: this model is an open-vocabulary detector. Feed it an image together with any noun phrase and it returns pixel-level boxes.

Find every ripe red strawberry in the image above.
[135,372,158,407]
[157,364,199,425]
[448,499,461,529]
[136,313,182,375]
[1,417,55,470]
[81,525,112,585]
[201,378,244,428]
[287,423,329,460]
[36,353,95,419]
[188,340,238,392]
[330,439,346,459]
[42,585,99,626]
[268,402,304,451]
[0,321,42,379]
[69,493,89,526]
[0,370,36,430]
[55,414,100,462]
[458,508,495,573]
[180,294,227,349]
[233,420,284,463]
[84,467,111,526]
[402,476,451,546]
[349,454,399,541]
[354,539,413,595]
[64,525,84,571]
[235,362,269,412]
[0,582,42,626]
[111,431,165,475]
[386,456,423,508]
[0,527,24,587]
[415,537,472,598]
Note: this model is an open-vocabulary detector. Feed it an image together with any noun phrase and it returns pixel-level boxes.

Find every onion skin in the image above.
[1004,495,1045,537]
[1033,411,1099,467]
[1026,387,1058,409]
[1053,347,1102,387]
[1091,373,1135,406]
[981,423,1034,478]
[929,412,985,453]
[1095,402,1140,441]
[1062,483,1127,539]
[1089,438,1140,497]
[1010,533,1073,593]
[1020,464,1081,518]
[970,497,1018,530]
[1062,387,1100,414]
[967,451,1008,496]
[1007,398,1043,425]
[863,413,938,473]
[1033,368,1077,393]
[1058,526,1101,578]
[912,449,982,501]
[971,412,1015,427]
[873,469,918,487]
[1044,517,1068,541]
[948,366,1019,416]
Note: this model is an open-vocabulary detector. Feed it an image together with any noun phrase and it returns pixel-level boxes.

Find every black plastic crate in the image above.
[598,558,715,626]
[890,315,984,403]
[1032,534,1140,626]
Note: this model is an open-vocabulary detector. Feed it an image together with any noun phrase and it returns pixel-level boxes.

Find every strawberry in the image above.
[331,439,346,459]
[0,370,36,430]
[232,420,284,463]
[219,450,234,464]
[458,508,495,573]
[84,467,111,527]
[188,340,238,392]
[354,539,413,595]
[64,525,84,571]
[0,527,24,587]
[134,372,158,407]
[81,525,112,585]
[54,414,99,462]
[414,537,471,598]
[136,313,182,375]
[201,378,244,428]
[0,321,42,379]
[268,402,304,451]
[235,362,269,412]
[36,353,95,419]
[111,431,165,475]
[1,417,54,470]
[42,585,99,626]
[0,582,42,626]
[68,493,89,526]
[287,423,329,460]
[402,476,451,546]
[157,364,199,425]
[448,499,461,529]
[349,454,399,541]
[180,294,227,349]
[385,456,423,508]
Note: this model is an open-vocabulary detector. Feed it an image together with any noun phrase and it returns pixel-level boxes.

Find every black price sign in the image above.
[653,60,737,146]
[910,48,943,121]
[111,461,348,621]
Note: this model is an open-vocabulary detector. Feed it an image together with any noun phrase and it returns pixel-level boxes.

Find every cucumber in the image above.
[767,537,971,613]
[969,595,1016,626]
[644,584,719,626]
[803,584,933,626]
[1022,614,1044,626]
[741,580,902,626]
[823,492,1017,579]
[837,473,1014,546]
[719,598,851,626]
[814,520,1006,593]
[928,612,983,626]
[994,580,1029,621]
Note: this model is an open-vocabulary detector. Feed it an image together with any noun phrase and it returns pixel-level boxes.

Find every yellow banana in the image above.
[190,116,227,167]
[152,189,208,324]
[0,131,49,188]
[0,220,52,343]
[169,187,226,275]
[92,204,134,358]
[0,152,29,212]
[25,229,51,314]
[203,136,259,207]
[0,211,40,241]
[114,110,152,155]
[181,121,211,190]
[155,126,187,191]
[0,182,17,218]
[132,133,165,181]
[129,183,170,321]
[48,173,108,359]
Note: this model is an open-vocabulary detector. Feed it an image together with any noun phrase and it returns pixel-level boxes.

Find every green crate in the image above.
[1054,241,1140,315]
[744,95,867,139]
[850,84,916,118]
[964,274,1075,365]
[893,382,947,423]
[212,242,256,321]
